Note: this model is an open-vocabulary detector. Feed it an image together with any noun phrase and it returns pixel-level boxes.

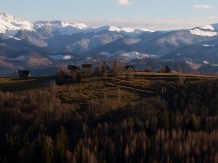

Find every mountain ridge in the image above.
[1,12,218,76]
[0,12,154,38]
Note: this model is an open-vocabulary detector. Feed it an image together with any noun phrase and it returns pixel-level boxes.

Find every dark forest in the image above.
[1,79,218,163]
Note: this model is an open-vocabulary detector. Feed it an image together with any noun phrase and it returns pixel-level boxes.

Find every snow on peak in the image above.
[48,54,73,60]
[202,44,210,47]
[200,25,215,31]
[104,51,146,60]
[69,22,87,29]
[34,21,88,28]
[0,12,25,21]
[34,21,88,29]
[33,21,72,29]
[189,23,218,37]
[0,12,34,36]
[7,35,21,40]
[203,61,209,64]
[102,51,160,61]
[189,28,217,37]
[93,26,154,37]
[121,51,146,61]
[36,23,154,36]
[57,25,91,35]
[0,12,154,37]
[34,21,89,35]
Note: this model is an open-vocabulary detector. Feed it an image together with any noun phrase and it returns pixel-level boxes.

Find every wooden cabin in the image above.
[82,64,93,73]
[125,65,134,71]
[68,65,80,71]
[160,66,172,73]
[18,70,30,77]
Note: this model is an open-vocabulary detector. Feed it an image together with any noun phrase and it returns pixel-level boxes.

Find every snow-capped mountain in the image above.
[1,12,218,76]
[92,26,154,37]
[189,24,218,37]
[33,21,153,37]
[34,21,88,30]
[34,21,90,35]
[0,12,34,36]
[0,12,154,38]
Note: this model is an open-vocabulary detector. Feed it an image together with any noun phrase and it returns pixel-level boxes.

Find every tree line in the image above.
[1,79,218,162]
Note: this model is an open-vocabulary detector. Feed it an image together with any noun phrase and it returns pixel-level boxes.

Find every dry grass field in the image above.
[0,76,55,92]
[0,72,216,109]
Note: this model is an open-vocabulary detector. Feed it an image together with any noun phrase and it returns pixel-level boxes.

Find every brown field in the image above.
[0,72,216,109]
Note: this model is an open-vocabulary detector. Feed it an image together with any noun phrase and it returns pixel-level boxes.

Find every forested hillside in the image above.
[1,76,218,162]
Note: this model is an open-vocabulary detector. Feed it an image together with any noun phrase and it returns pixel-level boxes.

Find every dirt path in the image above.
[106,82,155,95]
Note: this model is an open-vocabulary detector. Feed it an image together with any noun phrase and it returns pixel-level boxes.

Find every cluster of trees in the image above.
[1,79,218,162]
[98,61,123,76]
[56,68,81,84]
[1,127,68,163]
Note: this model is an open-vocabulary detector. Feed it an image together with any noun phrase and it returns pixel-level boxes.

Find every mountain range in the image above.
[1,12,218,76]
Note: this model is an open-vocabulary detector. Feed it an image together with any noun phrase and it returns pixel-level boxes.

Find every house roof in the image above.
[125,65,133,70]
[164,66,171,70]
[68,65,80,70]
[82,64,92,68]
[162,66,172,71]
[18,70,30,74]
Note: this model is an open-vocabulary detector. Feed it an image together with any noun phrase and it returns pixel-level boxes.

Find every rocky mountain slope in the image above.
[1,12,218,76]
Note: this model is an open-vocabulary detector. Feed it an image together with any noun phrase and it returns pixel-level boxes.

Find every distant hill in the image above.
[1,12,218,76]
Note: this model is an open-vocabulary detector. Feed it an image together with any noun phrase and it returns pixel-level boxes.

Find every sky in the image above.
[0,0,218,30]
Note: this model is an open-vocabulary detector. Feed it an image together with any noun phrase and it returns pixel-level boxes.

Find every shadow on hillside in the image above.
[0,76,55,92]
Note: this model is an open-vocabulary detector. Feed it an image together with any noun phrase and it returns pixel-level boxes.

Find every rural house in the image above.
[82,64,93,73]
[18,70,30,77]
[68,65,80,71]
[67,65,81,82]
[125,65,134,71]
[67,65,80,80]
[160,66,172,73]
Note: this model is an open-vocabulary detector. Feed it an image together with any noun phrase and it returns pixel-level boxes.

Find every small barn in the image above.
[82,64,93,73]
[160,66,172,73]
[125,65,134,71]
[68,65,80,71]
[18,70,30,77]
[67,65,81,79]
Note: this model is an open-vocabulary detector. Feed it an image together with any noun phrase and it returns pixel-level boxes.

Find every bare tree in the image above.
[178,66,184,85]
[128,71,134,81]
[112,61,123,76]
[118,86,121,102]
[50,81,57,95]
[72,70,77,82]
[112,61,118,74]
[99,62,106,75]
[57,67,67,83]
[145,66,152,72]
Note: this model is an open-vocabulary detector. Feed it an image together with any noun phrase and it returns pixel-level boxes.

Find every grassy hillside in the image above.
[1,72,218,163]
[0,72,216,108]
[0,76,55,92]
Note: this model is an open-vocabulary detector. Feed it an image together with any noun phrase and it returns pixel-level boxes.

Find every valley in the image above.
[1,12,218,77]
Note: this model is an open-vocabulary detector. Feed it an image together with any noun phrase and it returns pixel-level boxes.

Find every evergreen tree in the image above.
[18,133,32,163]
[33,133,53,163]
[2,134,22,163]
[53,126,68,163]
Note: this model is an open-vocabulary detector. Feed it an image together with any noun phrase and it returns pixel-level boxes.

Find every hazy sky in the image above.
[0,0,218,30]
